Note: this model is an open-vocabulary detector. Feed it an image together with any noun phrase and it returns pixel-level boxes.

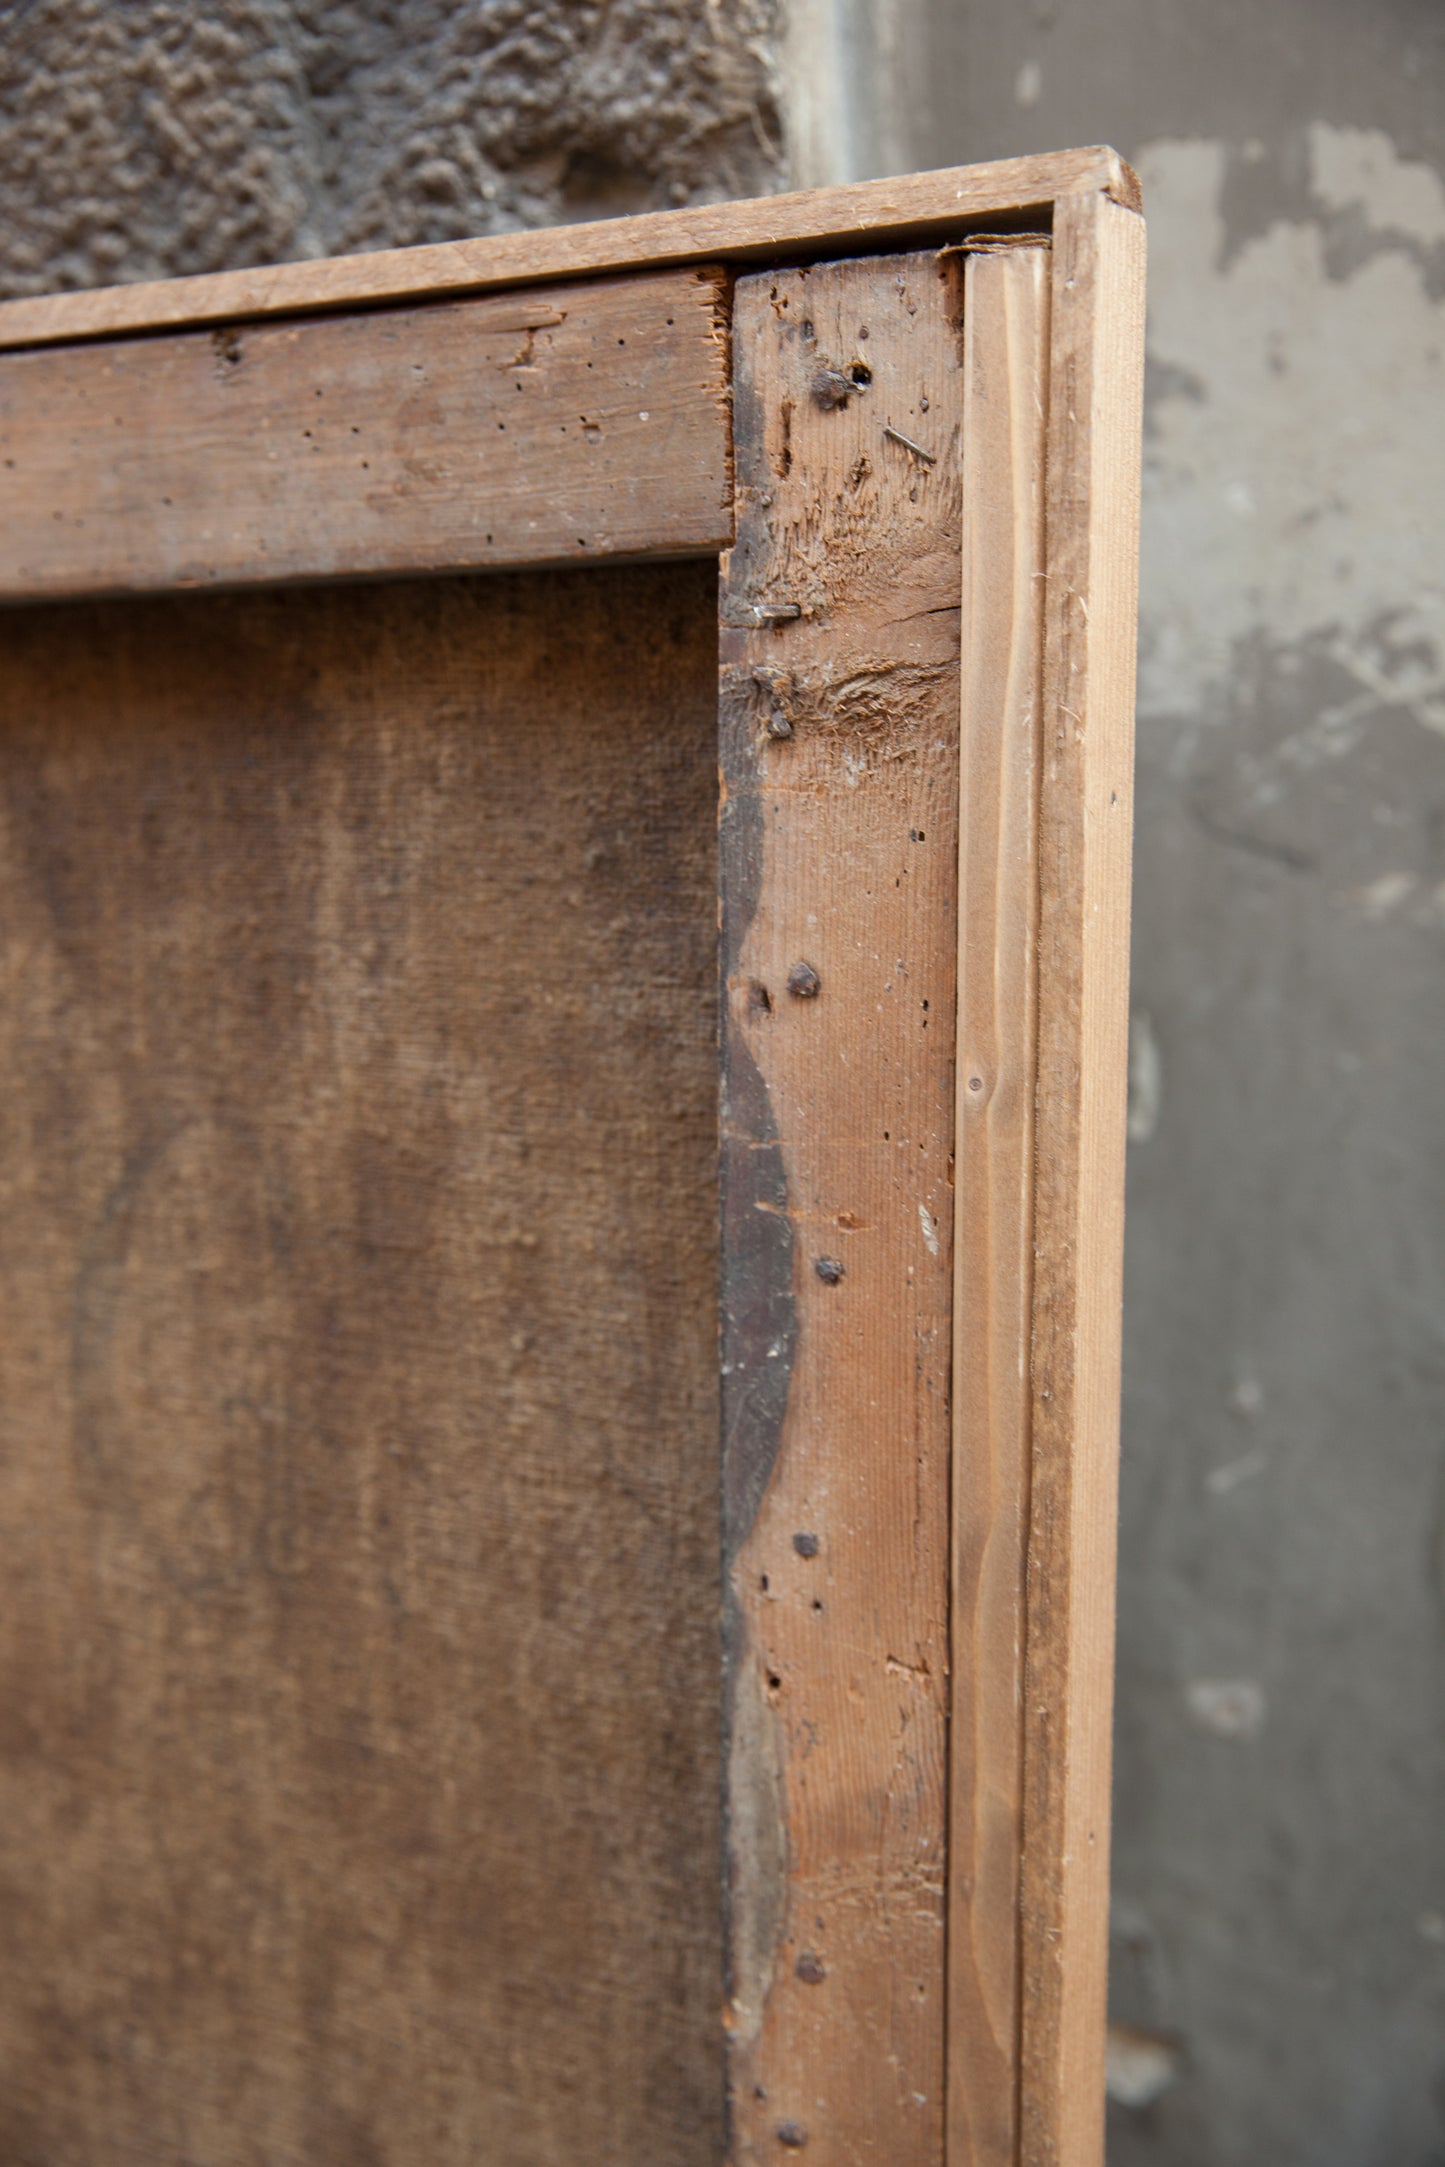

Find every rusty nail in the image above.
[787,960,820,999]
[753,664,795,739]
[777,2123,809,2149]
[883,422,936,465]
[795,1951,826,1985]
[814,1256,845,1285]
[792,1531,819,1558]
[811,366,854,409]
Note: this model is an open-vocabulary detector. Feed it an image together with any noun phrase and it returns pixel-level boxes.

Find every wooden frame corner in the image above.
[0,154,1144,2167]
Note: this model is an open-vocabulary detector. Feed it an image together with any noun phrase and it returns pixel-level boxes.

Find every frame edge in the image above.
[1018,187,1145,2167]
[0,150,1139,353]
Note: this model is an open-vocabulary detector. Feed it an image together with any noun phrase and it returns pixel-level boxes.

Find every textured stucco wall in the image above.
[0,0,783,296]
[888,3,1445,2161]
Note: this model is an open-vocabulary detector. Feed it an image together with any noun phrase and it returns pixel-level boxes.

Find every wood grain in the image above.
[0,151,1140,352]
[0,561,723,2167]
[719,252,963,2165]
[947,241,1051,2167]
[0,268,730,601]
[1019,191,1146,2167]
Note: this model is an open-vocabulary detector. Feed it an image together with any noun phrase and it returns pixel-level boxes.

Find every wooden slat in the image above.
[1019,191,1146,2167]
[0,151,1140,352]
[719,252,962,2165]
[0,561,724,2167]
[0,268,730,601]
[947,241,1051,2167]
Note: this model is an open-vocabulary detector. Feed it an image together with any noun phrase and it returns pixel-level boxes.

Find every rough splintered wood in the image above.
[0,151,1140,351]
[0,562,723,2167]
[719,253,962,2165]
[1020,191,1145,2167]
[0,267,731,601]
[948,242,1051,2167]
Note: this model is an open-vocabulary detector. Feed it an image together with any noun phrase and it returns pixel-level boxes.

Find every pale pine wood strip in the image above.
[1018,191,1146,2167]
[0,150,1138,352]
[947,241,1051,2167]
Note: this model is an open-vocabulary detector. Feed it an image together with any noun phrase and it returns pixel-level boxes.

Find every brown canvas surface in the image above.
[0,561,722,2166]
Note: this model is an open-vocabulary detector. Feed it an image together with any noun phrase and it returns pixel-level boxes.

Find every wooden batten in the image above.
[0,268,731,601]
[949,240,1052,2167]
[719,250,963,2164]
[1019,189,1145,2167]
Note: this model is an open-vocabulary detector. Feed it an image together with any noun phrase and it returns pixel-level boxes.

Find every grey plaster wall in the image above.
[0,0,783,296]
[882,4,1445,2161]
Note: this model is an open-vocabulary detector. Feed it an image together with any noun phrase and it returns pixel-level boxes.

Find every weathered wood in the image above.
[0,561,723,2167]
[0,268,730,600]
[0,151,1140,352]
[1019,190,1145,2167]
[948,240,1051,2167]
[0,157,1145,2166]
[719,252,962,2165]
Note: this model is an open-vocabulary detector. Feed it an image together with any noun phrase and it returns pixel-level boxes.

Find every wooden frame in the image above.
[0,151,1143,2166]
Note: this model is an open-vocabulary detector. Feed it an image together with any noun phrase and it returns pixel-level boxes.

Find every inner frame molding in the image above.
[0,153,1145,2167]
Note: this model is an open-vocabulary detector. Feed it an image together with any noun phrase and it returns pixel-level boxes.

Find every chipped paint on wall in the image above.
[1137,128,1445,761]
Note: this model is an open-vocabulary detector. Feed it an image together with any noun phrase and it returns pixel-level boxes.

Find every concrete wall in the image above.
[883,5,1445,2161]
[2,5,1441,2160]
[0,0,783,295]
